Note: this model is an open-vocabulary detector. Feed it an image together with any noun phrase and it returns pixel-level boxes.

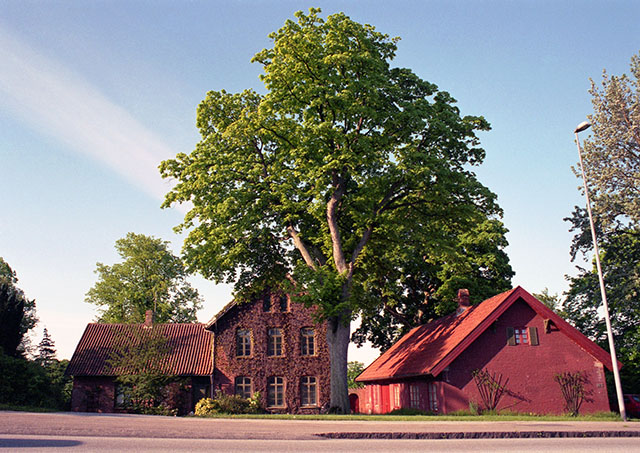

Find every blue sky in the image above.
[1,1,638,363]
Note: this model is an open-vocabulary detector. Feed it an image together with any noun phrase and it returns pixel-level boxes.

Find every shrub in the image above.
[387,407,429,416]
[554,371,587,416]
[195,391,264,416]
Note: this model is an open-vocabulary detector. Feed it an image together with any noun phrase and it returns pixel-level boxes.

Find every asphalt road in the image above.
[2,435,640,452]
[1,411,639,452]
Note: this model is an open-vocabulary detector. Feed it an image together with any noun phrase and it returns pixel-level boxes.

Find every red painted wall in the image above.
[211,294,330,413]
[360,299,610,415]
[443,300,610,414]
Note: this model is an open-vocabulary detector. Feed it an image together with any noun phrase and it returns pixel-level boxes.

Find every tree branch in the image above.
[286,225,318,270]
[327,170,348,273]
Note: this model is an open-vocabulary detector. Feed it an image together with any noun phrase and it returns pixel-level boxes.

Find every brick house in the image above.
[355,286,616,415]
[205,293,330,413]
[67,294,329,413]
[66,317,212,414]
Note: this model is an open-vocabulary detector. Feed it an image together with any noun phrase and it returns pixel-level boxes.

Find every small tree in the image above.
[554,371,587,416]
[36,327,57,367]
[347,361,365,389]
[471,369,509,412]
[0,257,38,358]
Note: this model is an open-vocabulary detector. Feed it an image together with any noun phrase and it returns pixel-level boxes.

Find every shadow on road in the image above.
[0,438,83,448]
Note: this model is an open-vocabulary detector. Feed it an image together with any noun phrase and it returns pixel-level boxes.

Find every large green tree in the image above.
[161,9,500,412]
[353,218,513,352]
[85,233,202,323]
[0,257,38,358]
[565,51,640,395]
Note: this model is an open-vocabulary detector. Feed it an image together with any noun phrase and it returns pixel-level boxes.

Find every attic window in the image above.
[263,296,271,312]
[507,327,539,346]
[279,295,289,312]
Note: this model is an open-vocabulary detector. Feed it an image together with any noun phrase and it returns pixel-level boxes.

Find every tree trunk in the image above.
[326,313,351,414]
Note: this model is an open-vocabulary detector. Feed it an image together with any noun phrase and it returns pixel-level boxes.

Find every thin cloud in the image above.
[0,27,178,203]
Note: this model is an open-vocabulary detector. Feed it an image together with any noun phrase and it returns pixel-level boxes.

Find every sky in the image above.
[1,0,638,364]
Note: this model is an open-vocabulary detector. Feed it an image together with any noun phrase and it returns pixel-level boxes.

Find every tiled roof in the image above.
[356,286,616,382]
[66,323,212,377]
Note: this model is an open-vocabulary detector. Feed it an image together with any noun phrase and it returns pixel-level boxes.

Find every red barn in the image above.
[355,286,616,415]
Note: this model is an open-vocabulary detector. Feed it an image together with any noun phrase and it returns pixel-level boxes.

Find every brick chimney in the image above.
[144,309,155,327]
[456,289,470,316]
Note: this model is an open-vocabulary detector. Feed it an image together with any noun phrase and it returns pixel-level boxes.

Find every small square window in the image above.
[235,376,253,399]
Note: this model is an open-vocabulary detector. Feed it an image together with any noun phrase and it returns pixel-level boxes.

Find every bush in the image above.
[195,391,263,416]
[387,407,429,416]
[0,353,71,410]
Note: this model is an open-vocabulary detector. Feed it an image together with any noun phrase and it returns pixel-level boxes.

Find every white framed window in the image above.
[428,382,438,412]
[409,384,420,409]
[236,329,252,357]
[393,384,401,408]
[300,376,317,406]
[300,327,315,356]
[268,328,283,357]
[235,376,253,399]
[514,328,528,345]
[267,376,286,407]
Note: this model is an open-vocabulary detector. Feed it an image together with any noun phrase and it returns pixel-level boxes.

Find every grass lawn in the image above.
[194,412,631,422]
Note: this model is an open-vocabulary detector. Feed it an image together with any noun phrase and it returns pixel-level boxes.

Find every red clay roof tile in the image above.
[66,323,212,377]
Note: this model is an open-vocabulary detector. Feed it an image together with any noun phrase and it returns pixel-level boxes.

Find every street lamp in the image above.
[574,120,626,421]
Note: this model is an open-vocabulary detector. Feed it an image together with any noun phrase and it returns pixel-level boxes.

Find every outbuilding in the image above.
[355,286,616,415]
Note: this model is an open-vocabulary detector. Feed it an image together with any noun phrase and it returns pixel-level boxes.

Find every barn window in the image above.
[515,328,528,344]
[428,383,438,412]
[300,376,317,406]
[393,384,401,408]
[267,376,285,407]
[268,328,283,356]
[235,376,253,398]
[300,327,315,356]
[236,329,252,357]
[409,384,420,409]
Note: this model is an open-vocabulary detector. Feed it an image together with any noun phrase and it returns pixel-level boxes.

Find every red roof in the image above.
[356,286,617,382]
[66,323,212,377]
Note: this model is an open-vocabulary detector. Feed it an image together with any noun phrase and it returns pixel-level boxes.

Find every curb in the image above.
[316,430,640,440]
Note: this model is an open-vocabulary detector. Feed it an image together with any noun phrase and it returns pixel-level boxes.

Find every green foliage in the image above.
[161,8,501,412]
[194,391,263,416]
[108,326,181,415]
[0,353,71,410]
[564,221,640,394]
[387,407,429,416]
[85,233,202,323]
[579,51,640,226]
[0,257,38,358]
[554,371,587,416]
[353,218,513,351]
[564,50,640,399]
[35,327,57,367]
[347,361,365,389]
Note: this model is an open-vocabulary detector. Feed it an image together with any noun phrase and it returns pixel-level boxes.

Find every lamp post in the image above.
[574,120,626,421]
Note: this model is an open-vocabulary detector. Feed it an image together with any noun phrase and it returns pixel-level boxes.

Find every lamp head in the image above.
[574,121,591,133]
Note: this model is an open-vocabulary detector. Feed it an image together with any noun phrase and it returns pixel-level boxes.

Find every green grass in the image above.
[193,411,631,422]
[0,403,60,413]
